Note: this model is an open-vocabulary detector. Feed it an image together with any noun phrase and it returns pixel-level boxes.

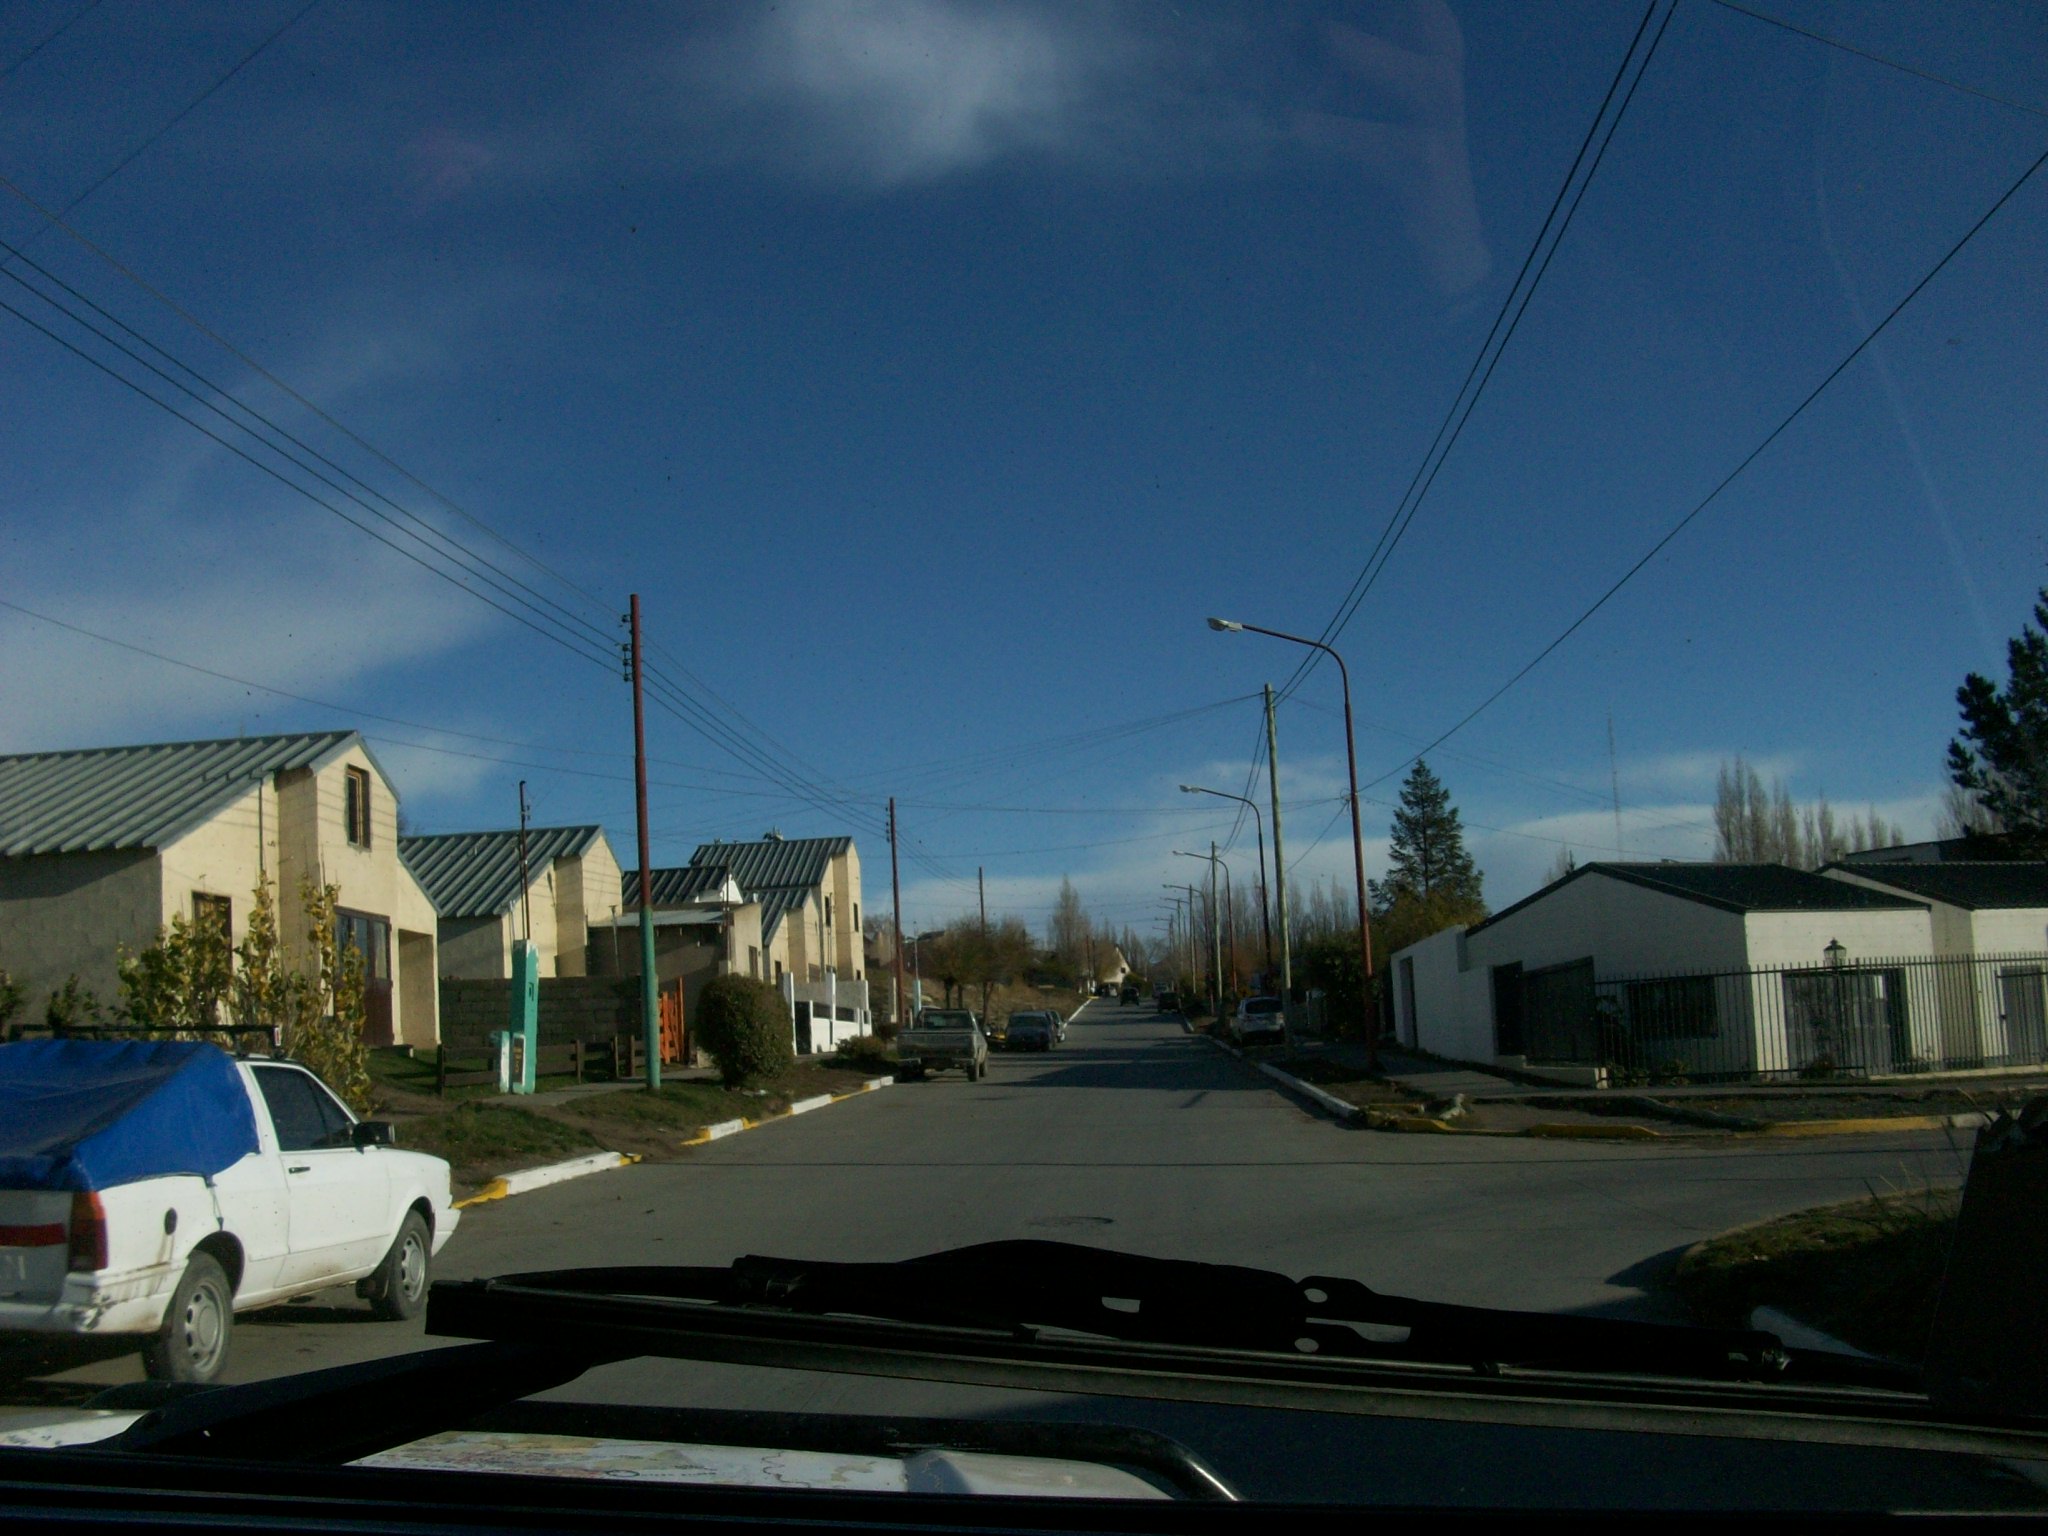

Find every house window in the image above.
[825,896,834,927]
[774,959,784,984]
[853,903,860,931]
[750,946,761,979]
[1625,976,1719,1043]
[344,767,371,848]
[192,891,232,939]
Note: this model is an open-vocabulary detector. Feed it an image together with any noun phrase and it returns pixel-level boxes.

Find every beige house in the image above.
[0,731,441,1047]
[399,825,622,979]
[626,834,865,987]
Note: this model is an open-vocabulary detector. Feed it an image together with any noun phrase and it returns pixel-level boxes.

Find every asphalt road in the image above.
[3,1000,1985,1501]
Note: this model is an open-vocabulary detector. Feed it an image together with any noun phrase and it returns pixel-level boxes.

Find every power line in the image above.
[1360,137,2048,793]
[0,0,103,84]
[1277,0,1673,704]
[1705,0,2048,120]
[0,240,621,658]
[0,289,621,672]
[4,0,321,261]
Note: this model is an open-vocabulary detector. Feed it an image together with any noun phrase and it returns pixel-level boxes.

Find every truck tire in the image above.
[365,1210,432,1322]
[143,1252,233,1384]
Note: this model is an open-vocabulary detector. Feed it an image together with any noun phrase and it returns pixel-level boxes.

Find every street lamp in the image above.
[1209,616,1378,1067]
[1181,784,1273,982]
[1173,847,1227,1016]
[1824,938,1847,968]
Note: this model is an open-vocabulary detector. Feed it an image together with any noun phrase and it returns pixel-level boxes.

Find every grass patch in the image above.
[394,1103,602,1187]
[1671,1189,1960,1362]
[1268,1054,1420,1109]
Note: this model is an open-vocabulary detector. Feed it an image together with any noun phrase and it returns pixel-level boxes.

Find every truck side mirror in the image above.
[351,1120,396,1149]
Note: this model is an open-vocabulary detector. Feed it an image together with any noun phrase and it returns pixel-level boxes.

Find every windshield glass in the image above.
[1,0,2044,1514]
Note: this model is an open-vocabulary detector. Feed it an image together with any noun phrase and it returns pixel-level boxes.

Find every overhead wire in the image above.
[1275,0,1672,706]
[1358,137,2048,793]
[0,0,103,84]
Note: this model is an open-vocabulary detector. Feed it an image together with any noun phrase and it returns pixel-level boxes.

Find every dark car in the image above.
[1005,1013,1054,1051]
[1158,991,1182,1015]
[1120,984,1140,1005]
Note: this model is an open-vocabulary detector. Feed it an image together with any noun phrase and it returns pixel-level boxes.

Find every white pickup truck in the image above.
[0,1039,459,1384]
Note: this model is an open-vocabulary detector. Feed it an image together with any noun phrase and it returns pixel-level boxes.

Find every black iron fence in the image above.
[1518,951,2048,1084]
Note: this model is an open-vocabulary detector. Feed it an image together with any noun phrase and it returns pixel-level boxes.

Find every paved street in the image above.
[11,1001,1969,1391]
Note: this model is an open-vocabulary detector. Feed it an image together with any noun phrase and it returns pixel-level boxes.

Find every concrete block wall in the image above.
[438,976,639,1051]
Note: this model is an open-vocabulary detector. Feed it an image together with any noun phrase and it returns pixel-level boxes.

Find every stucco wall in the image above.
[1969,907,2048,955]
[1391,926,1491,1061]
[438,914,509,978]
[1739,908,1933,970]
[1466,873,1751,978]
[0,849,161,1013]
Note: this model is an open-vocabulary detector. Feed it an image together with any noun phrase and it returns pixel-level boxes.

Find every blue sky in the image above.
[2,0,2044,944]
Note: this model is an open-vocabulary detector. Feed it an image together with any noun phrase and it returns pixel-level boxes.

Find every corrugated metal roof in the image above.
[620,865,809,945]
[687,836,851,895]
[1823,861,2048,911]
[0,731,362,857]
[399,826,606,917]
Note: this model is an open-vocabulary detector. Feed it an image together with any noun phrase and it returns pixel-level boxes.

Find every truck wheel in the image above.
[143,1252,232,1384]
[365,1211,432,1322]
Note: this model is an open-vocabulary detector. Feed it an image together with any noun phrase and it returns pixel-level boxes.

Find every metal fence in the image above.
[1518,951,2048,1084]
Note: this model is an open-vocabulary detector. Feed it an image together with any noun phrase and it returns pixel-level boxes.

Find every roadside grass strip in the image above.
[455,1151,642,1209]
[680,1075,895,1147]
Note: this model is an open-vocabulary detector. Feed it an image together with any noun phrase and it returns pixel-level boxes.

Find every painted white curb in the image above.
[1206,1034,1362,1123]
[455,1150,639,1208]
[788,1093,835,1116]
[1752,1306,1874,1359]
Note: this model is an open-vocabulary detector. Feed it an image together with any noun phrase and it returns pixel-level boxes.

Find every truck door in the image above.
[249,1065,393,1288]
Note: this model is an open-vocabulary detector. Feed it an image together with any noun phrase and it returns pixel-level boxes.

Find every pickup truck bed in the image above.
[896,1011,988,1081]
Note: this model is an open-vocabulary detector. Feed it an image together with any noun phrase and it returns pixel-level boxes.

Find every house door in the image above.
[793,1001,813,1056]
[1491,963,1525,1055]
[2000,966,2048,1063]
[338,910,393,1047]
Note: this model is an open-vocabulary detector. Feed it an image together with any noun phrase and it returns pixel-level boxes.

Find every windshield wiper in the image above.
[446,1240,1910,1390]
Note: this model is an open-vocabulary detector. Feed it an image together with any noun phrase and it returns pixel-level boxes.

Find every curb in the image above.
[679,1075,895,1147]
[455,1151,642,1209]
[1754,1110,1988,1138]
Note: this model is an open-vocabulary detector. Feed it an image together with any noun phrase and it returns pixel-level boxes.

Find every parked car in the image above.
[1158,991,1182,1015]
[1230,996,1286,1046]
[982,1014,1011,1050]
[0,1039,461,1385]
[1005,1013,1054,1052]
[897,1009,988,1080]
[1120,984,1141,1006]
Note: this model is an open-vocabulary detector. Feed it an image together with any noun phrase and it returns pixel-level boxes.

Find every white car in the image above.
[1230,996,1286,1047]
[0,1039,460,1384]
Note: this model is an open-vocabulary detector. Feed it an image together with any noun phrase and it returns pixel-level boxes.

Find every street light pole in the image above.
[1180,783,1273,982]
[1209,617,1377,1068]
[1172,849,1225,1020]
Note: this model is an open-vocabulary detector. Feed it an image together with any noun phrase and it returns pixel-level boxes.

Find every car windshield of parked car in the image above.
[2,0,2044,1516]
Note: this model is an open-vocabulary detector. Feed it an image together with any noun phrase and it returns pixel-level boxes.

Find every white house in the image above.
[1390,863,1942,1082]
[1819,862,2048,1062]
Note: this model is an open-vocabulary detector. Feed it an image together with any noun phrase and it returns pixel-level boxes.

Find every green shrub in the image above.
[836,1033,895,1068]
[695,975,795,1087]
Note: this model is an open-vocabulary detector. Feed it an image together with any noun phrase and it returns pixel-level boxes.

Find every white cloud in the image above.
[687,0,1105,187]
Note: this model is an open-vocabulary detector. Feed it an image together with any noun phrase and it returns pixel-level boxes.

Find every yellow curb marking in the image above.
[1758,1114,1948,1137]
[453,1177,509,1209]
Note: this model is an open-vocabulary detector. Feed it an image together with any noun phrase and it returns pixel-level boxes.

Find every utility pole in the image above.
[1608,712,1625,859]
[977,866,989,1021]
[627,595,660,1090]
[515,780,533,944]
[888,798,908,1034]
[1266,684,1292,1012]
[1209,841,1222,1017]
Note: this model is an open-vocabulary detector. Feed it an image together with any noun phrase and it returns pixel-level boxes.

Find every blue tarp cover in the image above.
[0,1040,260,1191]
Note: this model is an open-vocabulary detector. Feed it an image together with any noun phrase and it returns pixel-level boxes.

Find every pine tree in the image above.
[1372,760,1484,911]
[1948,586,2047,855]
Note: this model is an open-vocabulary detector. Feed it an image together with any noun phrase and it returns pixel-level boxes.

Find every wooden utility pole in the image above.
[1265,684,1292,1011]
[888,797,907,1034]
[515,780,533,943]
[628,595,660,1090]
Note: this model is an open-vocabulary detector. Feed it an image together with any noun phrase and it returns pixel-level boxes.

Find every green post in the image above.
[508,940,539,1094]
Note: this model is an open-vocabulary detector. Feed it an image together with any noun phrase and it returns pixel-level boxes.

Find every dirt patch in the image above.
[1670,1190,1960,1362]
[1266,1055,1433,1112]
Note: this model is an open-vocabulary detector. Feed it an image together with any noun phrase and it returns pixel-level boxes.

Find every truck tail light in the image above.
[67,1191,109,1273]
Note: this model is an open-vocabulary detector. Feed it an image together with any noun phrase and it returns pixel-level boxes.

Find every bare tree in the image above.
[1935,782,2003,841]
[1543,846,1577,884]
